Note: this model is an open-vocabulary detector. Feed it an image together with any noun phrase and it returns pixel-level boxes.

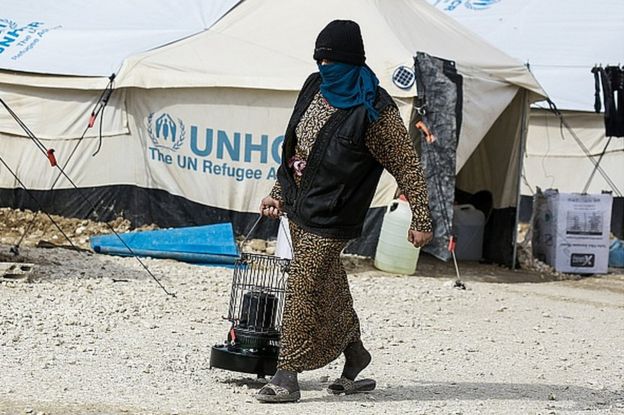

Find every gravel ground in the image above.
[1,243,623,415]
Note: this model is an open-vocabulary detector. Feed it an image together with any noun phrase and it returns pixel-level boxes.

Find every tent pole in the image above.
[511,90,529,269]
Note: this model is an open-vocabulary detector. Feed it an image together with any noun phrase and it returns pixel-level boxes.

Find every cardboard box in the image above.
[532,189,613,274]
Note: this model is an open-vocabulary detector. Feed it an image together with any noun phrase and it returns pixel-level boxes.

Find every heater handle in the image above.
[239,214,293,254]
[240,215,263,249]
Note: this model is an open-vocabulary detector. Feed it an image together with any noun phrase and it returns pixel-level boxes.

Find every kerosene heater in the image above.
[210,218,290,377]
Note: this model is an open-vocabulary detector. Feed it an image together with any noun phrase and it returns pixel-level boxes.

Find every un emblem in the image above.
[147,113,186,151]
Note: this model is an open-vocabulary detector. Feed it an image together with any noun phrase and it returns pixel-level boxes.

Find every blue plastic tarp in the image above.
[90,223,239,265]
[609,239,624,268]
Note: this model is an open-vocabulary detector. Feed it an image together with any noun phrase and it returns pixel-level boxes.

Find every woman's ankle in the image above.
[342,341,371,380]
[270,369,300,392]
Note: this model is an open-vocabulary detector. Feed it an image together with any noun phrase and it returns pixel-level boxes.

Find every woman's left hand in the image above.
[259,196,282,219]
[408,229,433,248]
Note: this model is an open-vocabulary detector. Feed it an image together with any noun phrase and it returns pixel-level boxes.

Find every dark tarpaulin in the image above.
[0,185,385,256]
[413,52,463,261]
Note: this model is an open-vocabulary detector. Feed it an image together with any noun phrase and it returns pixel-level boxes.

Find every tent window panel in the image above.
[0,84,128,140]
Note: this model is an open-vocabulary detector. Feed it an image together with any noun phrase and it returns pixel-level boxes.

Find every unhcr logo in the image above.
[432,0,501,11]
[0,19,17,33]
[0,19,45,55]
[465,0,501,10]
[147,113,186,151]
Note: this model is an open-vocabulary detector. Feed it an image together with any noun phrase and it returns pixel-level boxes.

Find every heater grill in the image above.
[228,253,289,348]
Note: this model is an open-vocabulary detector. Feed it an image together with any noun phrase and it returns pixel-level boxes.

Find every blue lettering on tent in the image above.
[177,154,197,171]
[190,126,213,156]
[244,133,268,164]
[153,115,285,182]
[0,20,51,55]
[217,130,241,161]
[272,135,284,164]
[0,35,16,50]
[189,125,281,164]
[465,0,501,10]
[432,0,501,11]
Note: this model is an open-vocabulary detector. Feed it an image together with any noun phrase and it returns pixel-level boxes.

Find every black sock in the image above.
[341,341,371,380]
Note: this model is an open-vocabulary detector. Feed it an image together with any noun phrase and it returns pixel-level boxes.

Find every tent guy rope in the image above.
[0,93,176,298]
[10,74,116,256]
[546,98,622,197]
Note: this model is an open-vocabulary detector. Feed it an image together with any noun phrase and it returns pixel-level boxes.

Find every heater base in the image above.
[210,343,278,376]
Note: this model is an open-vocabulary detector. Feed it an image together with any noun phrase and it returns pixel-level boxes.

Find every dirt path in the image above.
[1,242,623,415]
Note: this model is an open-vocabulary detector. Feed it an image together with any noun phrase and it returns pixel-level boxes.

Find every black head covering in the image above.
[313,20,366,66]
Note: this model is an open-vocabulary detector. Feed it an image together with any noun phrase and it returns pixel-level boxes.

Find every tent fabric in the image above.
[522,109,624,196]
[0,85,398,212]
[116,0,545,99]
[0,71,109,90]
[457,90,530,209]
[453,65,519,171]
[0,83,127,139]
[0,0,546,265]
[428,0,624,112]
[0,0,241,77]
[116,31,312,91]
[115,0,544,172]
[430,0,624,200]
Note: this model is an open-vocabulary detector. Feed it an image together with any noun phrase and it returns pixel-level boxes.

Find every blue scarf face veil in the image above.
[318,62,380,122]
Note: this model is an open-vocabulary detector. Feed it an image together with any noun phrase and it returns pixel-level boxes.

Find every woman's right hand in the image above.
[259,196,282,219]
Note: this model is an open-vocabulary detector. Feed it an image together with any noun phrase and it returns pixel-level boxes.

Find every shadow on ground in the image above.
[300,380,623,410]
[344,252,624,285]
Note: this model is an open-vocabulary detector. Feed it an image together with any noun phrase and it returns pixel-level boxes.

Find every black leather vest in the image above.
[277,72,395,239]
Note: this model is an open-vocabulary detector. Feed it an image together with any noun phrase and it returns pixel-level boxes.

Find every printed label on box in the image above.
[570,253,595,268]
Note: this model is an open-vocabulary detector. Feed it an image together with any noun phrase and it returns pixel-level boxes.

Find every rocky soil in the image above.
[0,209,623,415]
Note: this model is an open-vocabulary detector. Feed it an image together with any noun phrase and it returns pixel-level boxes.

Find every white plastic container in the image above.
[452,204,485,261]
[374,197,420,274]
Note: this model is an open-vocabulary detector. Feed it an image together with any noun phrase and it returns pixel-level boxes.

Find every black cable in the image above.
[546,99,622,196]
[0,95,175,297]
[91,78,114,157]
[11,215,37,255]
[6,74,116,254]
[92,103,105,157]
[583,135,613,194]
[0,156,80,251]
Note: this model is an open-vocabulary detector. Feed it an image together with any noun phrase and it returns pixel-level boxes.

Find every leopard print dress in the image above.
[270,91,431,372]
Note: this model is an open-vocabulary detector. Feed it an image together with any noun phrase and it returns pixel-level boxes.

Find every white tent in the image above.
[0,0,545,264]
[0,0,241,76]
[428,0,624,198]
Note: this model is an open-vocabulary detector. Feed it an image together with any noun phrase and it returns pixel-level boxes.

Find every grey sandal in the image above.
[327,376,376,395]
[255,383,301,403]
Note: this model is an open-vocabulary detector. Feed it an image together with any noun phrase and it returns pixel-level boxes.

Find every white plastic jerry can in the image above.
[452,204,485,261]
[374,196,420,274]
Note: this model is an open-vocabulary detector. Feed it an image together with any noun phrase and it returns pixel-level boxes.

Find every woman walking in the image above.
[257,20,433,403]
